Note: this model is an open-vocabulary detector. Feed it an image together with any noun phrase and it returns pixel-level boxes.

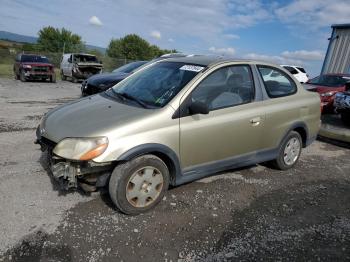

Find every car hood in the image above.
[41,93,152,142]
[87,72,129,86]
[304,84,345,93]
[22,62,53,67]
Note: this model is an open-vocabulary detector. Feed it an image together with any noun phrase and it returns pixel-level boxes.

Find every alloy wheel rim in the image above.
[283,137,301,166]
[126,166,164,208]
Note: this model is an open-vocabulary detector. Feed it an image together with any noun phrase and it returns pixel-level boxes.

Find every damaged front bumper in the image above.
[35,127,112,191]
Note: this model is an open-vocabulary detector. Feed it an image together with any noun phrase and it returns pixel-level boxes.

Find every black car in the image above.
[81,61,147,96]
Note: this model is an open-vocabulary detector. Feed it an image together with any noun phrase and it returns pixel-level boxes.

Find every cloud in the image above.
[209,46,235,56]
[168,38,174,42]
[275,0,350,29]
[223,34,240,40]
[150,30,161,40]
[242,49,324,66]
[281,50,324,61]
[89,16,103,26]
[242,53,303,66]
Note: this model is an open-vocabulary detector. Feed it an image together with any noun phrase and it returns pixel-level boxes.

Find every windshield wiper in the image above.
[116,92,149,108]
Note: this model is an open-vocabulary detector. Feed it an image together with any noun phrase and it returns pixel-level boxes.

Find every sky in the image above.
[1,0,350,76]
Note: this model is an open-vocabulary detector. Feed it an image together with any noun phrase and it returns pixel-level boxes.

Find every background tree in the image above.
[37,26,85,53]
[107,34,151,60]
[107,34,178,60]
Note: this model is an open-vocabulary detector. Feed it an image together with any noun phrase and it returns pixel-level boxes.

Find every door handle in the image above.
[250,117,261,126]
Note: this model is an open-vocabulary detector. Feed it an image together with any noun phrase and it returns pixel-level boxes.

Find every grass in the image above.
[0,63,62,80]
[0,64,14,78]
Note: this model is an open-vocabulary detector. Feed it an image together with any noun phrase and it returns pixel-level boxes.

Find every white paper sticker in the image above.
[180,65,204,72]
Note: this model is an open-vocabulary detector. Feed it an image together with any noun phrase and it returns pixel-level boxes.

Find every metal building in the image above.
[321,24,350,74]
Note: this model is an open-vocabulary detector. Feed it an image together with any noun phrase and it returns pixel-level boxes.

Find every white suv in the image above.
[281,65,309,83]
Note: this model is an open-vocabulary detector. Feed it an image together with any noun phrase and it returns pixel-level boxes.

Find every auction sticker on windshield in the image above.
[180,65,204,72]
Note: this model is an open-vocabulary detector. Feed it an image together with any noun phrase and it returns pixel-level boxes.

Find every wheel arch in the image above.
[281,122,309,148]
[117,143,182,186]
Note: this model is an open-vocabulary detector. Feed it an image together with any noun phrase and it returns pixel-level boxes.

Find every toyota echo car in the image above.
[36,56,320,215]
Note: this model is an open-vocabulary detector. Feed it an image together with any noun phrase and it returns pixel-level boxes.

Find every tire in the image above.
[71,71,78,83]
[50,74,56,83]
[341,112,350,126]
[271,131,302,170]
[15,73,19,80]
[20,70,26,82]
[109,154,169,215]
[60,70,66,81]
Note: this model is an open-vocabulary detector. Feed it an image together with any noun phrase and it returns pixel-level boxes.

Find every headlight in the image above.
[53,137,108,161]
[320,91,335,97]
[23,65,32,69]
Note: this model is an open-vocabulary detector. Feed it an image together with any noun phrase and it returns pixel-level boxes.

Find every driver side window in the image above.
[191,65,254,111]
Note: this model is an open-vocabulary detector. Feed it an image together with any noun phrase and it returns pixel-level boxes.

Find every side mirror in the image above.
[189,100,209,115]
[68,58,72,63]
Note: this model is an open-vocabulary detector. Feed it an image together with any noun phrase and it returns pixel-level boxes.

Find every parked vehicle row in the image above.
[81,61,147,96]
[281,65,309,83]
[14,54,56,82]
[60,53,103,82]
[304,74,350,113]
[36,56,321,215]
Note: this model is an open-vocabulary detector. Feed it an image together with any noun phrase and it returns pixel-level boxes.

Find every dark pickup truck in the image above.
[14,54,56,82]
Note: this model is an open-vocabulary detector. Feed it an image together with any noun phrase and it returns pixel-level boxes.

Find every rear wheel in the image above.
[109,155,169,215]
[20,70,26,82]
[271,131,302,170]
[71,71,78,83]
[341,111,350,126]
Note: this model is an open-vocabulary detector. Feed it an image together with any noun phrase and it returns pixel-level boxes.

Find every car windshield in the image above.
[21,55,49,63]
[308,75,350,87]
[74,55,98,63]
[110,61,205,108]
[112,61,147,74]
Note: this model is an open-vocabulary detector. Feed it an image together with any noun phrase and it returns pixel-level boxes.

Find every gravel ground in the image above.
[0,78,349,262]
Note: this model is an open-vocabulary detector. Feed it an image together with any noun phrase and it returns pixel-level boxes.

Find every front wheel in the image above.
[20,70,26,82]
[271,131,302,170]
[109,155,169,215]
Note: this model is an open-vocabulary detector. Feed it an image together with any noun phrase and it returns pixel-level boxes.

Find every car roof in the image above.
[281,65,304,68]
[159,55,254,67]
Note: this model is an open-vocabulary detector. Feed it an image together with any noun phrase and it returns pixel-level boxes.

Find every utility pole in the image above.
[62,42,66,55]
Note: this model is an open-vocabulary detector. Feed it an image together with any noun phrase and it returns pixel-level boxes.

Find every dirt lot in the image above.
[0,78,349,262]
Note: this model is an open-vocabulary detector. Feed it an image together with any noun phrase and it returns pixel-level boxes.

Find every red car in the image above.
[14,54,56,82]
[304,74,350,113]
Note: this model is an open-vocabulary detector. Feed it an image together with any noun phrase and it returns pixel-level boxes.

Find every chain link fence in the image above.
[0,49,137,78]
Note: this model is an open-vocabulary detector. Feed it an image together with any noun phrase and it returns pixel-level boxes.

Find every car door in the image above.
[256,65,302,149]
[179,64,265,169]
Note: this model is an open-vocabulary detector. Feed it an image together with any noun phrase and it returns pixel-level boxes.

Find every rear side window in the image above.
[283,66,298,75]
[258,65,297,98]
[296,67,306,73]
